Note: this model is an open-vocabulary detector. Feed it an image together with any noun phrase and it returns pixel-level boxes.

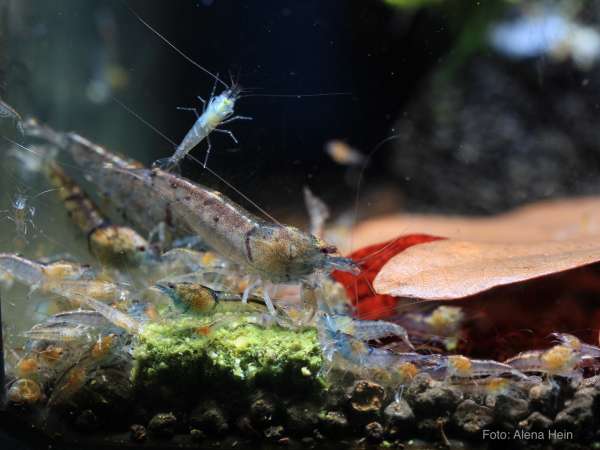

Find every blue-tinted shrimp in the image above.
[318,313,436,372]
[325,314,414,351]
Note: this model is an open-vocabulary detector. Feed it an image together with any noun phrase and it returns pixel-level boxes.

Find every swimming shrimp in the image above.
[155,84,251,171]
[127,8,251,170]
[23,120,359,314]
[2,194,36,248]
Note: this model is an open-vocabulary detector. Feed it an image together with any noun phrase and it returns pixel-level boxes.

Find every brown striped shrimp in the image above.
[47,162,149,268]
[23,120,359,316]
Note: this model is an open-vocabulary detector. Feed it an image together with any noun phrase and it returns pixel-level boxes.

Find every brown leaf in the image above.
[374,238,600,300]
[348,197,600,251]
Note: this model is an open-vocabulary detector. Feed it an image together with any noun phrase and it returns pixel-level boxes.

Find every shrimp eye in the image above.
[137,246,146,252]
[320,245,337,254]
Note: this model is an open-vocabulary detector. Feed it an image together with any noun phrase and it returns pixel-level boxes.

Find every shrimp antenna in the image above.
[125,5,229,89]
[111,97,282,226]
[186,154,283,227]
[239,92,352,99]
[348,134,401,256]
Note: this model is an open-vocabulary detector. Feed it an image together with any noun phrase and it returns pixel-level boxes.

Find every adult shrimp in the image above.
[23,120,359,315]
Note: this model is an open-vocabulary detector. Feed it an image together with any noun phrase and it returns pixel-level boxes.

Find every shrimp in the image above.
[325,140,366,167]
[2,194,36,248]
[0,253,140,333]
[153,281,266,315]
[552,332,600,358]
[505,344,582,381]
[324,314,414,350]
[0,253,127,301]
[48,162,148,267]
[0,98,23,133]
[23,120,359,312]
[126,8,250,170]
[318,313,436,373]
[440,355,528,380]
[25,322,93,343]
[155,84,251,171]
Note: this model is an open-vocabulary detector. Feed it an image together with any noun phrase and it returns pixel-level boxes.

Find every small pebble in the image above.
[365,421,384,443]
[129,424,147,442]
[452,399,494,435]
[318,411,349,438]
[190,428,206,442]
[518,412,553,432]
[147,412,177,438]
[264,425,284,441]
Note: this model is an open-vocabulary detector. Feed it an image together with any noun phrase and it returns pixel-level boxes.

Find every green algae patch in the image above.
[131,316,325,403]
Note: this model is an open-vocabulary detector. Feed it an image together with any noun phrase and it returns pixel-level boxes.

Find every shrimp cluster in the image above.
[2,98,599,441]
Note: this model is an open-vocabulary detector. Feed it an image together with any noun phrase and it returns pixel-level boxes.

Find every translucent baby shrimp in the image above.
[318,313,431,371]
[48,162,149,267]
[61,291,141,335]
[0,253,140,333]
[2,194,36,248]
[24,120,359,311]
[0,98,23,133]
[552,332,600,358]
[0,253,130,302]
[441,355,528,380]
[505,345,582,380]
[325,314,414,351]
[45,310,113,329]
[25,322,93,342]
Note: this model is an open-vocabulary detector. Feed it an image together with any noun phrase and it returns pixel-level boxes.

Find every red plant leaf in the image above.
[332,234,443,319]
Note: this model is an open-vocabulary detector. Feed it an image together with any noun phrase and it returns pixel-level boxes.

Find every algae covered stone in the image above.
[132,316,324,399]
